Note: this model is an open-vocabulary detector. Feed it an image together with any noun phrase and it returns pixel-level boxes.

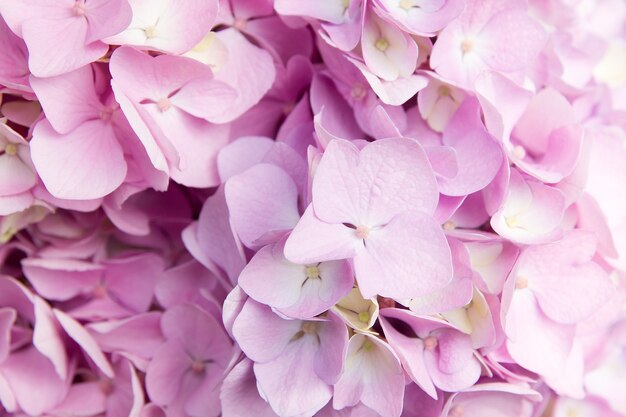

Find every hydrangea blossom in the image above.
[0,0,625,416]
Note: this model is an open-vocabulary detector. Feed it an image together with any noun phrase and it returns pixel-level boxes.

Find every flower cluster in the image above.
[0,0,625,416]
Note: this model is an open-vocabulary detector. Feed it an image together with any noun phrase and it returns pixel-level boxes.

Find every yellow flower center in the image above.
[144,25,157,39]
[358,311,370,323]
[399,0,413,11]
[4,143,17,156]
[375,38,390,52]
[305,265,320,280]
[362,339,375,352]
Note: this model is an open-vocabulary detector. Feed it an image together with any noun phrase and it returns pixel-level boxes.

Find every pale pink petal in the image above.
[254,336,332,417]
[220,358,278,417]
[22,17,107,77]
[439,99,504,196]
[491,169,565,244]
[347,56,428,105]
[356,210,453,299]
[313,138,438,226]
[29,66,101,134]
[379,312,437,399]
[476,10,547,72]
[474,70,532,141]
[333,334,404,417]
[518,231,614,324]
[212,29,276,121]
[239,240,352,318]
[373,0,464,35]
[225,164,300,249]
[512,88,575,156]
[105,0,218,54]
[0,0,73,36]
[284,205,360,264]
[314,311,349,385]
[0,154,36,195]
[193,187,246,284]
[217,136,274,181]
[84,0,132,42]
[30,119,127,200]
[503,288,575,380]
[423,329,481,392]
[361,11,418,81]
[232,299,302,363]
[32,297,68,380]
[274,0,348,24]
[170,78,238,123]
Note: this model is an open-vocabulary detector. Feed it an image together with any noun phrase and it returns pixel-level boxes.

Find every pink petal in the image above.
[0,308,14,364]
[22,258,103,301]
[239,240,352,319]
[373,0,464,35]
[347,56,428,105]
[33,297,68,380]
[491,169,565,244]
[361,11,418,81]
[512,88,575,156]
[145,342,193,406]
[477,10,547,72]
[105,0,218,54]
[409,238,473,314]
[379,312,437,399]
[193,186,246,283]
[423,329,481,391]
[212,29,276,121]
[84,0,132,43]
[0,154,36,196]
[170,78,238,123]
[314,311,349,385]
[274,0,348,24]
[30,119,127,200]
[184,367,222,417]
[284,205,360,264]
[254,335,332,417]
[217,136,275,181]
[518,231,614,324]
[0,347,69,416]
[88,312,164,366]
[232,299,301,363]
[0,0,75,37]
[103,254,163,314]
[333,334,404,417]
[51,382,106,417]
[439,99,504,196]
[356,210,453,299]
[220,358,278,417]
[160,304,231,363]
[313,138,438,226]
[29,66,102,134]
[225,164,300,249]
[55,309,115,378]
[502,287,575,380]
[22,17,107,77]
[474,70,532,141]
[244,16,314,65]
